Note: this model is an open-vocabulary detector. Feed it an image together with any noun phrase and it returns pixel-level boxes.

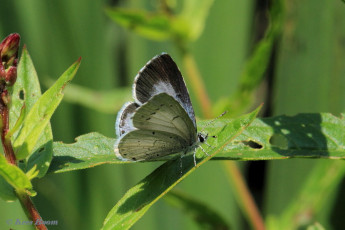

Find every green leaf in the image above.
[267,161,345,229]
[214,0,283,116]
[105,8,177,41]
[11,47,54,178]
[164,190,230,229]
[48,132,117,174]
[48,112,345,174]
[13,57,81,160]
[268,161,345,229]
[216,113,345,160]
[106,1,214,42]
[180,0,215,40]
[101,106,260,230]
[0,176,16,201]
[0,154,32,191]
[59,81,131,114]
[306,222,326,230]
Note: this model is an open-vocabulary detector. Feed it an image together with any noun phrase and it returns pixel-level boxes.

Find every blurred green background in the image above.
[0,0,345,229]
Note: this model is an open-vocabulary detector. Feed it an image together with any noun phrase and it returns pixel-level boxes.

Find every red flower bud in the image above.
[0,33,20,85]
[0,33,20,67]
[5,66,17,86]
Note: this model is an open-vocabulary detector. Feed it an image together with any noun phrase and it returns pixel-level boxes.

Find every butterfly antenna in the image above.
[200,111,228,133]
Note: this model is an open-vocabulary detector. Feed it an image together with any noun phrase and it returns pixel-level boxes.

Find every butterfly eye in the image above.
[198,134,205,143]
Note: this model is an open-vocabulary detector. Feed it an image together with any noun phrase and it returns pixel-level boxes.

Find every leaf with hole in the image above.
[10,47,54,178]
[13,54,80,163]
[216,113,345,160]
[101,106,260,230]
[48,113,345,174]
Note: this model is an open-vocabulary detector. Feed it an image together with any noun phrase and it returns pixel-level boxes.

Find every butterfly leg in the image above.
[193,150,197,167]
[199,145,209,156]
[179,156,183,177]
[204,142,212,148]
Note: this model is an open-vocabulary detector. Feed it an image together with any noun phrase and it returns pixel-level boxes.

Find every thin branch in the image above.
[17,189,48,230]
[0,33,47,230]
[223,161,266,230]
[179,47,265,229]
[182,52,212,119]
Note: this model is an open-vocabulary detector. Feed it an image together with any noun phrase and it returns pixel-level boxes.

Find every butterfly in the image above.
[114,53,209,166]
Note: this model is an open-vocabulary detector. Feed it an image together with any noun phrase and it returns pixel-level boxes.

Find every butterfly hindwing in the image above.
[115,130,188,161]
[133,93,197,145]
[115,93,197,161]
[115,102,139,137]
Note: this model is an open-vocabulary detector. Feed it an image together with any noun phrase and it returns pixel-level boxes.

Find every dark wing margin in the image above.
[133,53,196,127]
[115,102,139,137]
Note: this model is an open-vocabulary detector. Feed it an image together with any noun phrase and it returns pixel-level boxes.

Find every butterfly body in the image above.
[115,53,207,164]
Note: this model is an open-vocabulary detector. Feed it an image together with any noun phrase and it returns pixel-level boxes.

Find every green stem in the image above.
[0,87,46,230]
[181,52,212,119]
[178,46,265,229]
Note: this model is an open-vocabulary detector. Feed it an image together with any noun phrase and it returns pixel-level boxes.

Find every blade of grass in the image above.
[164,190,230,229]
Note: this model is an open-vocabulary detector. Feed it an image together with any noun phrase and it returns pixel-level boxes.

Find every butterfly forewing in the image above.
[133,54,196,127]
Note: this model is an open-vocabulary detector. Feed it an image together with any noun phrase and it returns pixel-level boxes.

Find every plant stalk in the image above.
[0,33,47,230]
[180,49,265,229]
[223,161,265,230]
[0,104,16,164]
[17,189,48,230]
[182,52,212,119]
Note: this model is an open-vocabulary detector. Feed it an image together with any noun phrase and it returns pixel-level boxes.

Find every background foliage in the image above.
[0,0,344,229]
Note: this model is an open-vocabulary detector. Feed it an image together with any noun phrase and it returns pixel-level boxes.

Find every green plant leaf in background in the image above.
[58,82,131,114]
[105,8,176,41]
[48,132,118,174]
[10,47,54,179]
[164,190,230,229]
[214,0,283,116]
[48,112,345,174]
[180,0,215,41]
[105,0,214,43]
[266,2,345,229]
[306,222,326,230]
[13,56,81,160]
[0,176,16,201]
[273,161,345,229]
[101,106,260,230]
[0,154,32,191]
